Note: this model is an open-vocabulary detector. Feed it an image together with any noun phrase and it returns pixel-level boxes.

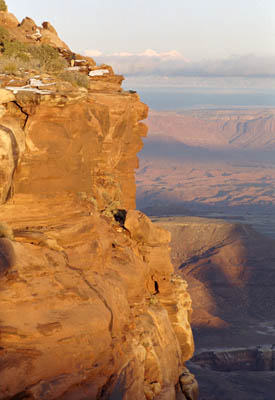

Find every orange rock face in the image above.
[0,11,196,400]
[0,196,195,400]
[9,89,147,211]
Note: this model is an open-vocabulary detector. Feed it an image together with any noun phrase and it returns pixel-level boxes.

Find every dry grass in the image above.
[58,71,89,88]
[0,40,68,75]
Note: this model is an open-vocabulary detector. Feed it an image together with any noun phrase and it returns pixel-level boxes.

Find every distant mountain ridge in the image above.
[147,108,275,150]
[137,108,275,214]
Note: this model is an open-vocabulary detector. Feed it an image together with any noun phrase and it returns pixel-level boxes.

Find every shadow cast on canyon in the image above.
[140,136,275,164]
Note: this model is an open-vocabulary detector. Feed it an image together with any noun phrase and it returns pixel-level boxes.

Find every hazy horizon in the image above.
[7,0,275,93]
[126,87,275,111]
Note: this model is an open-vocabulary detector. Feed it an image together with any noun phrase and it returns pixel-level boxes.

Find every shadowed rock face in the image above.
[155,217,275,347]
[155,216,275,400]
[192,345,275,372]
[0,11,196,400]
[188,345,275,400]
[0,238,16,274]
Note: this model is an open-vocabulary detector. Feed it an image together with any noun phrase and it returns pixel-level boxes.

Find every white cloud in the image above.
[110,51,134,57]
[139,49,160,57]
[84,49,275,82]
[139,49,189,61]
[84,49,103,57]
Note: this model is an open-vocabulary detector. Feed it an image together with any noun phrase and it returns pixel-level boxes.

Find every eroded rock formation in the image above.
[0,10,197,400]
[192,345,275,372]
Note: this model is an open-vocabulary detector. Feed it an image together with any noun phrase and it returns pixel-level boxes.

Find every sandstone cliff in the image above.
[0,9,197,400]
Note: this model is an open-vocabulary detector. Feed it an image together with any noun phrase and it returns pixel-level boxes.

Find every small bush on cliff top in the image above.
[0,56,37,76]
[0,0,7,11]
[28,44,67,72]
[1,59,17,74]
[59,71,89,88]
[0,41,67,73]
[2,39,29,61]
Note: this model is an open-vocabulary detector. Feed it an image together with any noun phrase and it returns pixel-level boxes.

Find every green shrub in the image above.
[2,39,28,59]
[28,44,67,72]
[0,39,68,75]
[0,0,7,11]
[59,71,89,88]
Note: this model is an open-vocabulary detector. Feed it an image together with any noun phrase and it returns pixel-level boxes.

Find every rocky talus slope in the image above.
[0,10,197,400]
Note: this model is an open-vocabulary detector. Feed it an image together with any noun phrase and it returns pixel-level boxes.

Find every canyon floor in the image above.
[137,107,275,399]
[154,215,275,400]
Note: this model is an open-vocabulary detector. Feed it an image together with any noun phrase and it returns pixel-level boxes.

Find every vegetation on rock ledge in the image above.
[59,70,89,88]
[0,0,7,12]
[0,36,67,72]
[0,32,89,88]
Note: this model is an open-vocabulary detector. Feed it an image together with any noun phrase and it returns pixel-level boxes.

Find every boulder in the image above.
[0,10,19,26]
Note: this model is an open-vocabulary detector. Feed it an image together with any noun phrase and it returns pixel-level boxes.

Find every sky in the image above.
[6,0,275,90]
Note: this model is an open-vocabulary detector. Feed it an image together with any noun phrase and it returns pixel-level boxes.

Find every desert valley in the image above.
[136,107,275,399]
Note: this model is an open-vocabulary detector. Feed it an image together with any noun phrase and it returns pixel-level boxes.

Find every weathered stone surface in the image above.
[0,194,195,400]
[40,25,70,49]
[0,11,195,400]
[0,10,69,49]
[179,368,199,400]
[0,89,15,104]
[0,117,25,203]
[0,90,194,400]
[42,21,58,35]
[0,10,19,26]
[19,16,37,32]
[2,89,147,210]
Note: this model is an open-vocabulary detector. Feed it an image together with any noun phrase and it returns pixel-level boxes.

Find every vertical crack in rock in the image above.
[62,251,114,335]
[13,101,29,130]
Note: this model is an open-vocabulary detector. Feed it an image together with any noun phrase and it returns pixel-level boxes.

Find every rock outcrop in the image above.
[192,345,275,372]
[0,10,69,49]
[0,9,196,400]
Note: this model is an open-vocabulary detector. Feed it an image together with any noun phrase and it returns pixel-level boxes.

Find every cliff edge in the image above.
[0,8,197,400]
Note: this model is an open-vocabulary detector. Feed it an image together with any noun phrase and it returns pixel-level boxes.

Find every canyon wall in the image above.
[147,109,275,150]
[0,12,197,400]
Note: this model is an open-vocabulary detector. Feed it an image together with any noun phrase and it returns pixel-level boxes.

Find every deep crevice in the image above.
[154,280,159,294]
[9,391,33,400]
[12,101,29,130]
[113,209,127,227]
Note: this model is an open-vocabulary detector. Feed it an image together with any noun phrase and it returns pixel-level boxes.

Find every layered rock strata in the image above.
[0,12,197,398]
[192,345,275,372]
